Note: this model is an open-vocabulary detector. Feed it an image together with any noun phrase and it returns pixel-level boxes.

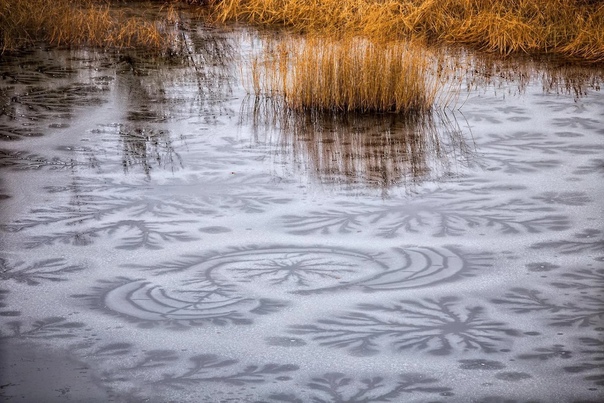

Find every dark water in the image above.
[0,24,603,403]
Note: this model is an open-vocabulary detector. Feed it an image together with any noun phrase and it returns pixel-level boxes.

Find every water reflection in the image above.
[117,125,182,177]
[237,33,603,194]
[103,24,237,176]
[107,25,237,115]
[1,21,604,402]
[242,97,470,194]
[458,51,604,98]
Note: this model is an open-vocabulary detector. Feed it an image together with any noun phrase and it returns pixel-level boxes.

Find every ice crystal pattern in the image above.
[71,342,299,399]
[531,229,604,257]
[0,257,84,285]
[0,316,85,339]
[128,245,487,294]
[74,277,287,330]
[281,191,570,238]
[290,297,520,356]
[0,289,20,317]
[84,245,486,328]
[2,174,293,249]
[265,372,452,402]
[492,287,603,327]
[157,355,298,389]
[563,338,604,386]
[491,266,604,328]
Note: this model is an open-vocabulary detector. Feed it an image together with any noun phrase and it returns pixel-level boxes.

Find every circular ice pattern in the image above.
[100,245,481,327]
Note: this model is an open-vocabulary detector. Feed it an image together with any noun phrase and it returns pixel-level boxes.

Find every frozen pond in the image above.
[0,25,603,402]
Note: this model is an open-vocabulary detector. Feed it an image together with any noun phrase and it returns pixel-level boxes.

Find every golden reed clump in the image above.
[247,37,445,114]
[209,0,604,62]
[0,0,179,53]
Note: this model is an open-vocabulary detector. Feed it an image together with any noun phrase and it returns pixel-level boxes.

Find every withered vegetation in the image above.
[209,0,604,62]
[0,0,182,53]
[247,37,447,114]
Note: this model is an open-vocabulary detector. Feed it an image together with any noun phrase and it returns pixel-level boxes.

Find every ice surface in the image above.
[0,27,603,403]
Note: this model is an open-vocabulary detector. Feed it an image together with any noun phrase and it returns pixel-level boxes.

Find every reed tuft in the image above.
[248,37,444,114]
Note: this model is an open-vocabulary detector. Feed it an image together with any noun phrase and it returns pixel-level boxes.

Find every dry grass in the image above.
[209,0,604,62]
[247,37,446,114]
[0,0,180,53]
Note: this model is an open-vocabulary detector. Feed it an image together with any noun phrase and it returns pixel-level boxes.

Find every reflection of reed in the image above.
[242,97,470,193]
[110,25,237,177]
[113,24,237,118]
[459,51,603,98]
[540,63,603,99]
[118,125,183,178]
[179,26,237,100]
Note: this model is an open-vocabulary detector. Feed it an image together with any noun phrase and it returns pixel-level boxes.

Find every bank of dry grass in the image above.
[210,0,604,62]
[248,37,445,114]
[0,0,178,53]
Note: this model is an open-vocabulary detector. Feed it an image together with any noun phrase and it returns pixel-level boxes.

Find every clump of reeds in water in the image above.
[248,37,443,114]
[0,0,179,53]
[210,0,604,62]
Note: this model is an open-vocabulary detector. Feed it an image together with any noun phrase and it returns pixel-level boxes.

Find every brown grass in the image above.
[209,0,604,62]
[0,0,180,53]
[247,37,446,114]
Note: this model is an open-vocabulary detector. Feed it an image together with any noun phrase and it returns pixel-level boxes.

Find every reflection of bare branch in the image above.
[0,149,94,171]
[465,52,603,99]
[118,126,183,177]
